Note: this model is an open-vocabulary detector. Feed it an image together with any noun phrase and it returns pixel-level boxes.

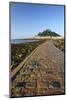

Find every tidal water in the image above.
[11,39,38,44]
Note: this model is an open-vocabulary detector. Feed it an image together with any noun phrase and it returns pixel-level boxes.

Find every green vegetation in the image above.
[11,40,46,71]
[53,39,64,51]
[38,29,60,37]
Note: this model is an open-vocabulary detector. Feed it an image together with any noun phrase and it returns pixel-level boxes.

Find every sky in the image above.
[10,2,64,39]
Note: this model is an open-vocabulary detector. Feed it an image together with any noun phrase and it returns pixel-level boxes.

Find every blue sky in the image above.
[10,2,64,39]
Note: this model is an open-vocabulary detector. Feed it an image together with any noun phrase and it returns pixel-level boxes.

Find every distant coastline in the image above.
[11,36,64,41]
[11,39,40,44]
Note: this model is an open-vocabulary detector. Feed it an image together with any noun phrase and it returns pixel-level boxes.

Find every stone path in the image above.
[11,40,64,97]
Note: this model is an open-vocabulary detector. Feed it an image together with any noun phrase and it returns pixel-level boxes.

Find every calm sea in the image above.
[11,39,38,44]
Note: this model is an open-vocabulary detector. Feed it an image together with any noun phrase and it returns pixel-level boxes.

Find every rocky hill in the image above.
[37,29,60,37]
